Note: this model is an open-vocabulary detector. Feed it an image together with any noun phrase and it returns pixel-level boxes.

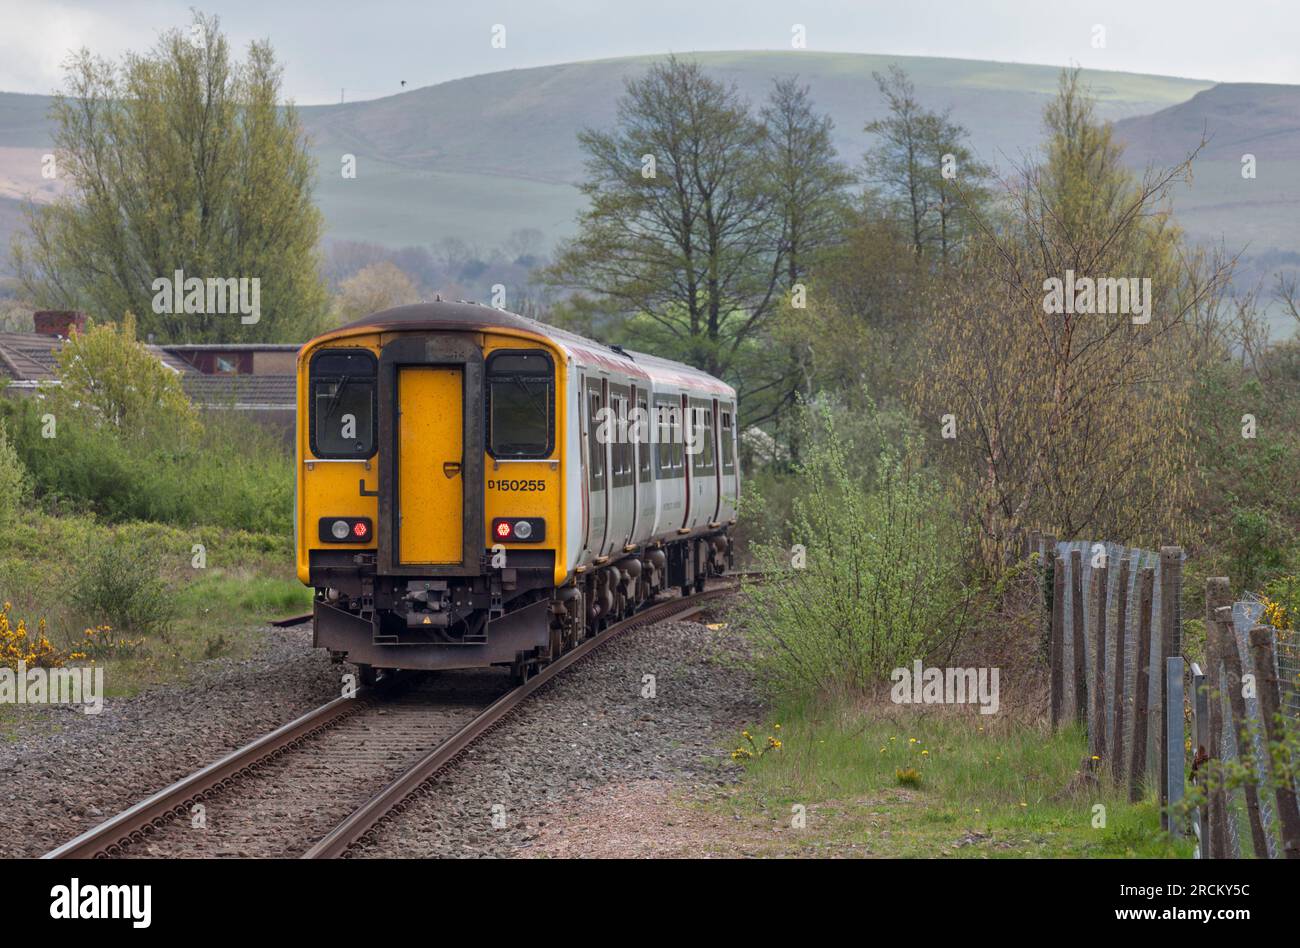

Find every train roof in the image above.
[329,300,735,398]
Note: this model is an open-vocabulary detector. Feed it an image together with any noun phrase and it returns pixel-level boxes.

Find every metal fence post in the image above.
[1167,655,1185,838]
[1128,566,1155,804]
[1191,662,1207,856]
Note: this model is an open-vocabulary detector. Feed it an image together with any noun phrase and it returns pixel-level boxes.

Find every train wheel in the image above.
[509,657,529,686]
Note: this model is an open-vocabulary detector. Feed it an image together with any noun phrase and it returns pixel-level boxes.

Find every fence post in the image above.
[1204,577,1233,858]
[1159,546,1183,830]
[1248,625,1300,859]
[1191,662,1207,856]
[1111,555,1132,785]
[1092,560,1109,763]
[1215,606,1270,858]
[1050,554,1065,730]
[1166,656,1185,837]
[1128,567,1155,803]
[1072,549,1086,727]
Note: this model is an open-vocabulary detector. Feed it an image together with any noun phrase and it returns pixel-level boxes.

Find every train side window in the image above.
[691,406,715,475]
[587,388,605,491]
[721,410,735,474]
[310,349,377,459]
[671,405,684,473]
[487,350,554,459]
[654,401,672,478]
[614,395,630,478]
[637,397,651,483]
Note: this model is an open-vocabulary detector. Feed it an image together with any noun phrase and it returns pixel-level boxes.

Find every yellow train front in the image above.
[295,301,739,682]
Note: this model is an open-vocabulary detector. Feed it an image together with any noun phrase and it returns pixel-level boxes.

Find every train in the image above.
[295,300,739,682]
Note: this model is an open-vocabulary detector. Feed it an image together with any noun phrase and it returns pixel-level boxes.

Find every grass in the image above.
[0,510,309,734]
[719,699,1193,858]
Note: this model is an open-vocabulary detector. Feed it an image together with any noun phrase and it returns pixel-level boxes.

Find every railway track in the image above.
[45,579,738,860]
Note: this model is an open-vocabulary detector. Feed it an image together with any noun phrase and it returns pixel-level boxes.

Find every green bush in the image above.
[0,418,29,524]
[3,399,292,536]
[739,406,966,698]
[71,532,177,638]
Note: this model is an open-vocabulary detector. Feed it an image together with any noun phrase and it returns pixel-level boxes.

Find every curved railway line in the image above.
[43,579,742,860]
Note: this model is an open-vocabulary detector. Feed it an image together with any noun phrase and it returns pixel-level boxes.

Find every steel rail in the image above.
[301,585,732,858]
[42,687,385,859]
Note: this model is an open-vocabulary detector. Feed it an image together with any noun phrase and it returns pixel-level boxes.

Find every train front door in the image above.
[396,365,464,565]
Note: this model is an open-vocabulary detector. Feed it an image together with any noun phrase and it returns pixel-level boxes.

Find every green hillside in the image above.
[0,51,1214,255]
[296,51,1213,249]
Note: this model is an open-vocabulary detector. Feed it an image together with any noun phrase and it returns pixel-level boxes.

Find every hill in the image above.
[0,51,1213,258]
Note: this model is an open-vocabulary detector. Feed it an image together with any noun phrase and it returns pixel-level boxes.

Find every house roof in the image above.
[0,332,296,409]
[0,331,63,381]
[180,373,297,409]
[0,332,196,382]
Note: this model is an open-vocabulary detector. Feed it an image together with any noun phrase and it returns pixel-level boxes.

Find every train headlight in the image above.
[331,519,350,540]
[513,519,533,540]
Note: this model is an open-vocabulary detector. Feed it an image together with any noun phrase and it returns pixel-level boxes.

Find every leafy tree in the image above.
[11,12,327,343]
[916,69,1227,565]
[331,262,422,326]
[51,312,199,448]
[863,65,991,260]
[760,77,854,285]
[747,77,855,434]
[543,56,782,381]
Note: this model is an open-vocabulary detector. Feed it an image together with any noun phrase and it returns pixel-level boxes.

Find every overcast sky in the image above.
[1,0,1296,103]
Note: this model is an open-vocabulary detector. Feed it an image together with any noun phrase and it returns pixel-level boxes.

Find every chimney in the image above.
[33,310,87,337]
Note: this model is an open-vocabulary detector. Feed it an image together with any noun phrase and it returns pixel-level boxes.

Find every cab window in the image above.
[311,349,377,459]
[487,350,554,458]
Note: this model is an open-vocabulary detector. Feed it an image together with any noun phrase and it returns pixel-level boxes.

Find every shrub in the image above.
[739,406,965,698]
[4,397,293,536]
[51,313,199,449]
[0,602,68,670]
[71,533,176,638]
[0,418,29,524]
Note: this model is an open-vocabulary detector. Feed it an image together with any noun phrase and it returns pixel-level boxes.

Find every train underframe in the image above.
[310,531,732,683]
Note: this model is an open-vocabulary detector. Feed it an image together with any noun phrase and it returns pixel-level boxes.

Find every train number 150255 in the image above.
[488,478,546,492]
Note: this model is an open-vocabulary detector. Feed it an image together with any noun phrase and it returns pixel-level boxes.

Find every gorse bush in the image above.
[71,533,176,638]
[739,406,965,698]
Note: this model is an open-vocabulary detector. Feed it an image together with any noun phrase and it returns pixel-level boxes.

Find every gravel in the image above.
[0,626,343,858]
[0,606,761,859]
[355,615,761,858]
